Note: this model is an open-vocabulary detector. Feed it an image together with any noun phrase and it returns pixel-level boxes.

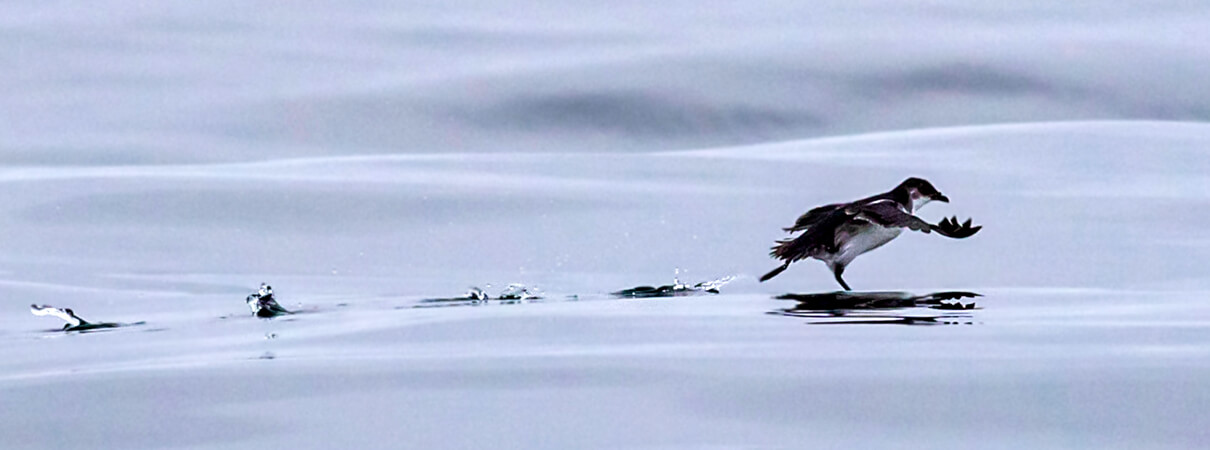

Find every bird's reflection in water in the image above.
[772,291,981,325]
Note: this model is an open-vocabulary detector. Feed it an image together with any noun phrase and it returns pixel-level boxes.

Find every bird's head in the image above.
[898,177,949,210]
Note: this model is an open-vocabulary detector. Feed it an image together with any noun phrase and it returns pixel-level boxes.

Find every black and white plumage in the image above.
[760,177,981,290]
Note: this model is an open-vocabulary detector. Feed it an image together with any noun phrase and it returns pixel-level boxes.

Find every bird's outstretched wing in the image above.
[30,304,83,327]
[860,203,982,238]
[783,203,844,233]
[853,200,933,233]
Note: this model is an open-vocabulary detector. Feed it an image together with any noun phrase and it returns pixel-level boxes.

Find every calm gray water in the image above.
[3,1,1210,449]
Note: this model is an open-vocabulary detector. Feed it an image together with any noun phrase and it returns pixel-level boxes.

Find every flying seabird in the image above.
[760,177,981,290]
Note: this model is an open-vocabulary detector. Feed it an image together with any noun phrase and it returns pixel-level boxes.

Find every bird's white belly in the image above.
[833,225,902,266]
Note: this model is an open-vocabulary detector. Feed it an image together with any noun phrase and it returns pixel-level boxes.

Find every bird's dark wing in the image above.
[853,200,933,233]
[771,208,852,262]
[783,189,900,233]
[859,202,983,238]
[783,203,845,233]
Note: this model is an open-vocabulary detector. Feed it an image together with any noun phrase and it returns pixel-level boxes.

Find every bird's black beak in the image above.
[934,194,950,203]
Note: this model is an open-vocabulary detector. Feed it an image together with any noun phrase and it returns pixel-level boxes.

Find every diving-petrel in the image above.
[760,177,981,290]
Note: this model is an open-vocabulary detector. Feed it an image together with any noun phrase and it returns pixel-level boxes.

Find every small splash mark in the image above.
[466,286,489,303]
[498,283,542,302]
[246,283,292,318]
[614,269,736,298]
[30,304,145,333]
[413,286,492,308]
[417,283,545,307]
[30,304,84,328]
[692,275,736,293]
[930,301,977,310]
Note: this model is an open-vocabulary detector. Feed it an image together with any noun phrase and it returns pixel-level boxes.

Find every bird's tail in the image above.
[759,263,790,282]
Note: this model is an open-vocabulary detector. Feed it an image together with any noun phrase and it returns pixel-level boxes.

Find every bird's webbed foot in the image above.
[932,216,982,238]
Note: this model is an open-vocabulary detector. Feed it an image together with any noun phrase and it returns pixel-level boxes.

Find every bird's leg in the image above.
[833,264,852,291]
